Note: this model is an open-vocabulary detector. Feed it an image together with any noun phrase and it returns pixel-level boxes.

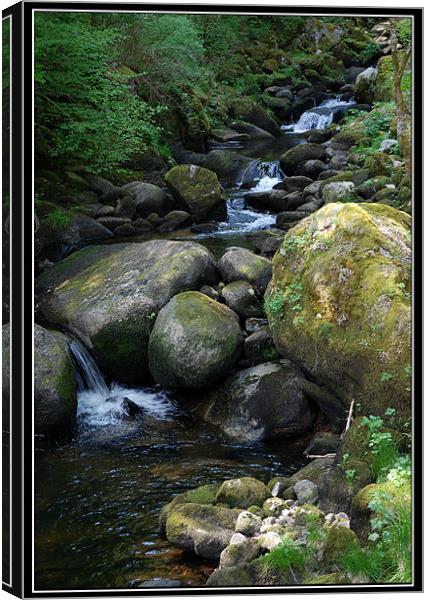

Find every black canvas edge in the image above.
[2,1,23,598]
[1,2,422,597]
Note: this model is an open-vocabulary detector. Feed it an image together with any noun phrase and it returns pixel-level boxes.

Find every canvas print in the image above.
[4,5,420,593]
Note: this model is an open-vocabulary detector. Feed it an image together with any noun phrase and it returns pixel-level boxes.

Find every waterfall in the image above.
[282,96,356,133]
[70,339,110,397]
[69,339,176,427]
[251,161,283,192]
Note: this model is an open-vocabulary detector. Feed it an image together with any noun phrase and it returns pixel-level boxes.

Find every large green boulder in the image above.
[35,241,216,383]
[201,360,314,442]
[165,502,240,560]
[164,164,226,222]
[148,291,243,388]
[322,526,360,566]
[215,477,271,509]
[159,483,220,535]
[280,143,326,175]
[266,203,411,418]
[34,324,77,434]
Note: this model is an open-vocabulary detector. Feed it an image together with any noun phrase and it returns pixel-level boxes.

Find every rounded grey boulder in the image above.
[148,291,243,388]
[217,247,272,296]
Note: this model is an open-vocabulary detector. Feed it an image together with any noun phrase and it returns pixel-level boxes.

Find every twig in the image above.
[304,453,336,459]
[345,399,355,433]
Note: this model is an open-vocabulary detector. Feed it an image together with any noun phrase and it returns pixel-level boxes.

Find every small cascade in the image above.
[250,160,283,192]
[69,339,176,427]
[282,96,356,133]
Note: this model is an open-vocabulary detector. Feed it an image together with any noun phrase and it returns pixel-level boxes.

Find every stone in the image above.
[273,176,313,193]
[165,164,227,222]
[157,210,191,232]
[201,360,314,442]
[159,483,220,535]
[293,480,319,505]
[165,502,240,560]
[219,538,261,569]
[148,291,243,388]
[322,181,356,203]
[245,317,268,334]
[244,327,279,365]
[256,531,282,551]
[305,432,340,456]
[36,241,217,384]
[217,247,272,296]
[34,324,77,434]
[322,526,360,565]
[221,280,262,318]
[235,511,263,536]
[215,477,271,509]
[353,66,377,104]
[280,144,326,175]
[266,203,411,418]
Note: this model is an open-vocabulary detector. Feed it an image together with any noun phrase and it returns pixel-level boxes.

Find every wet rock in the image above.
[297,159,327,180]
[133,217,153,233]
[201,360,314,442]
[148,291,243,388]
[307,129,334,144]
[276,211,310,228]
[221,280,262,319]
[36,240,217,384]
[165,164,227,222]
[245,190,290,213]
[114,223,136,237]
[96,205,115,217]
[211,127,250,143]
[215,477,271,509]
[159,483,220,535]
[97,216,132,231]
[202,149,256,186]
[217,247,272,296]
[199,285,220,301]
[34,324,77,434]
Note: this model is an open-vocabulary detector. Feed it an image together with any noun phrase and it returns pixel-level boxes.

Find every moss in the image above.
[215,477,271,509]
[267,203,412,418]
[159,483,221,534]
[294,505,325,526]
[323,527,360,566]
[206,564,254,587]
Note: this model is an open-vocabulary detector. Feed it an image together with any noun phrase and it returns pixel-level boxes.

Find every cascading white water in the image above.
[69,339,176,427]
[282,96,356,133]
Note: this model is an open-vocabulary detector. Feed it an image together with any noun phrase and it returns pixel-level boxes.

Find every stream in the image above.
[34,95,352,590]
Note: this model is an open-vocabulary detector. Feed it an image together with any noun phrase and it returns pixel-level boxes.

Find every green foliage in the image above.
[359,42,379,62]
[361,415,400,479]
[264,291,286,316]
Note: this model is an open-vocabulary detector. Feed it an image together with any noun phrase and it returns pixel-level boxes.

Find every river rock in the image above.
[230,103,282,137]
[34,324,77,434]
[113,223,136,237]
[322,181,356,203]
[229,120,274,139]
[280,144,327,175]
[211,127,250,143]
[215,477,271,509]
[35,241,216,383]
[297,159,327,180]
[165,502,240,560]
[353,66,377,104]
[221,280,262,318]
[201,360,314,442]
[157,210,192,232]
[217,247,272,296]
[164,164,227,222]
[244,327,278,365]
[121,181,173,218]
[219,537,261,569]
[245,318,268,334]
[245,190,290,213]
[202,150,255,186]
[305,432,339,456]
[235,511,263,536]
[148,291,243,388]
[273,176,313,193]
[294,480,319,505]
[266,202,411,417]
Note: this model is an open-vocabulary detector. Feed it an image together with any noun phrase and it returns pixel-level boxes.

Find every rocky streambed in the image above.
[17,66,412,589]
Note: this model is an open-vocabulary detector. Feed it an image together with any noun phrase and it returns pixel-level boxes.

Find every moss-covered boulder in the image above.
[206,564,254,587]
[217,247,272,296]
[121,181,173,218]
[201,360,314,442]
[159,483,220,535]
[280,144,326,175]
[322,526,360,565]
[268,456,335,497]
[164,164,226,222]
[36,241,216,383]
[219,537,261,569]
[34,324,77,434]
[202,150,256,187]
[148,291,242,388]
[215,477,271,509]
[350,483,377,541]
[374,56,394,103]
[318,458,372,514]
[266,203,411,418]
[165,502,240,560]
